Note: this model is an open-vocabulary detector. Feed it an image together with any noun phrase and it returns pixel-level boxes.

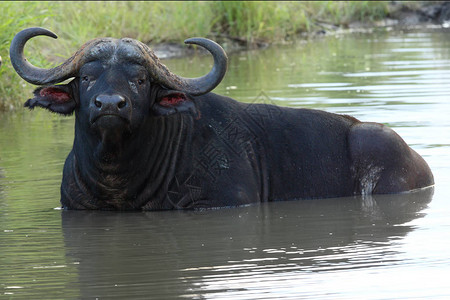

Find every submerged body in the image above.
[60,94,433,210]
[10,28,434,210]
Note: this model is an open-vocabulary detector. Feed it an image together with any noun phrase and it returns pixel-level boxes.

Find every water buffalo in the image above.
[10,27,434,210]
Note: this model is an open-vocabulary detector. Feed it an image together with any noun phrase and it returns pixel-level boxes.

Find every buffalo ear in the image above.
[151,90,198,117]
[25,82,77,115]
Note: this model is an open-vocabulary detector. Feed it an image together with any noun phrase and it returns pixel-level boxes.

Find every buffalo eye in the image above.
[137,78,145,85]
[82,76,89,82]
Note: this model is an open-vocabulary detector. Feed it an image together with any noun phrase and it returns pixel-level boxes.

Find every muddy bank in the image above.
[152,1,450,59]
[151,35,270,60]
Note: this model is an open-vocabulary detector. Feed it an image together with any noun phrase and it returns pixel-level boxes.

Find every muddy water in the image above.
[1,30,450,299]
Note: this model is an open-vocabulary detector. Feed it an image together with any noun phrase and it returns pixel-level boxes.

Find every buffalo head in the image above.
[10,27,227,149]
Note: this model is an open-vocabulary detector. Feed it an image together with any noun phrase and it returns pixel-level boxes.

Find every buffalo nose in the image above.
[94,94,127,110]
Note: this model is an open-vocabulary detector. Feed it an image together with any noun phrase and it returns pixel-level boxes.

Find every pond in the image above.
[1,29,450,299]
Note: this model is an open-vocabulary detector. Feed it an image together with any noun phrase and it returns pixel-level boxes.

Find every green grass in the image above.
[0,1,404,110]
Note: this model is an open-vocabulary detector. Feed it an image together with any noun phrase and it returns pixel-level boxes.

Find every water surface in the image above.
[1,30,450,299]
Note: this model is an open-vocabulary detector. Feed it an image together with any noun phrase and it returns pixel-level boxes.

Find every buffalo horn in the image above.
[10,27,102,85]
[10,28,228,95]
[139,38,228,95]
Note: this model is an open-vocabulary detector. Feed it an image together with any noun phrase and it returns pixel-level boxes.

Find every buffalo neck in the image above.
[70,114,193,209]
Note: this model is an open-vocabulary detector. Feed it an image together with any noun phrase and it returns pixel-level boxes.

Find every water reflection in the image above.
[62,188,433,298]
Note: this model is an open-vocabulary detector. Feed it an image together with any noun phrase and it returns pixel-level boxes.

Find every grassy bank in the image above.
[0,1,406,110]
